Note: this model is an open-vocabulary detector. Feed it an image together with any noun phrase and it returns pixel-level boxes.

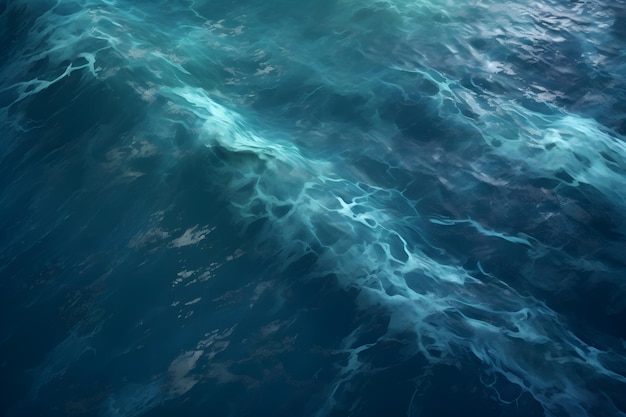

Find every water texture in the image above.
[1,0,625,416]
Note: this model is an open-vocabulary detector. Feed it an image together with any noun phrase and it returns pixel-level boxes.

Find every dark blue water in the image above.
[1,1,626,416]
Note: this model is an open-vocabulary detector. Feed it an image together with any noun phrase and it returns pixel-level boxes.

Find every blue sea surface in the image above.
[1,0,626,416]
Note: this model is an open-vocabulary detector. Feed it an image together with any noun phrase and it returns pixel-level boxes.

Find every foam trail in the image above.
[429,217,534,247]
[163,83,626,416]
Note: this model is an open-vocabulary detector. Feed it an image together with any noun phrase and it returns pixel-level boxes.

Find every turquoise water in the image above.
[1,1,626,416]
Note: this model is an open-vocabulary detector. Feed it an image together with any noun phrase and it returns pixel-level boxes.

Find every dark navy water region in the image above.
[1,0,626,416]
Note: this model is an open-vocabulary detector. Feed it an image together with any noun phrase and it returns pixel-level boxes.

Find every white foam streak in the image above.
[165,83,626,416]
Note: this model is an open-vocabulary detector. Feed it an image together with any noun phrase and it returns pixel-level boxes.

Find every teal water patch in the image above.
[1,1,625,416]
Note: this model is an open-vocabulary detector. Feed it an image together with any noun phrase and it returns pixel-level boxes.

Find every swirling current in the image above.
[1,0,626,416]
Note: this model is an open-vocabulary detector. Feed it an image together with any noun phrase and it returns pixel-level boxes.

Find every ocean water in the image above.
[1,0,626,416]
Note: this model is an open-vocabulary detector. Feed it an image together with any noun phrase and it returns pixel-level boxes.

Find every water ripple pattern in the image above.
[1,1,625,417]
